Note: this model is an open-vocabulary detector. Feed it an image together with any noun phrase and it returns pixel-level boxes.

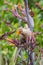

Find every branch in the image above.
[23,1,35,65]
[11,9,27,23]
[35,2,43,11]
[2,3,34,26]
[0,30,16,40]
[2,8,28,24]
[34,32,42,35]
[24,0,34,31]
[18,3,34,17]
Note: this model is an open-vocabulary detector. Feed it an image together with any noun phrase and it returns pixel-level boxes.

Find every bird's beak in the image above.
[16,29,21,35]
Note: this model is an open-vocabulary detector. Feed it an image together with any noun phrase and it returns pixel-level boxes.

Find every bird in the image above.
[16,24,34,44]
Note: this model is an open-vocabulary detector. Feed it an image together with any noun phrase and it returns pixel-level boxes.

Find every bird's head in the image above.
[16,27,23,35]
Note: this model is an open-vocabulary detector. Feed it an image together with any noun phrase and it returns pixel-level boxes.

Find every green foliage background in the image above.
[0,0,43,65]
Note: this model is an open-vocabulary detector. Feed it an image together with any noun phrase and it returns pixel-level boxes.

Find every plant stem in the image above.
[9,47,21,65]
[24,0,34,31]
[24,0,34,65]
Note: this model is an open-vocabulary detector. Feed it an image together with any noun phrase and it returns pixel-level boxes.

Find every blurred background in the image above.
[0,0,43,65]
